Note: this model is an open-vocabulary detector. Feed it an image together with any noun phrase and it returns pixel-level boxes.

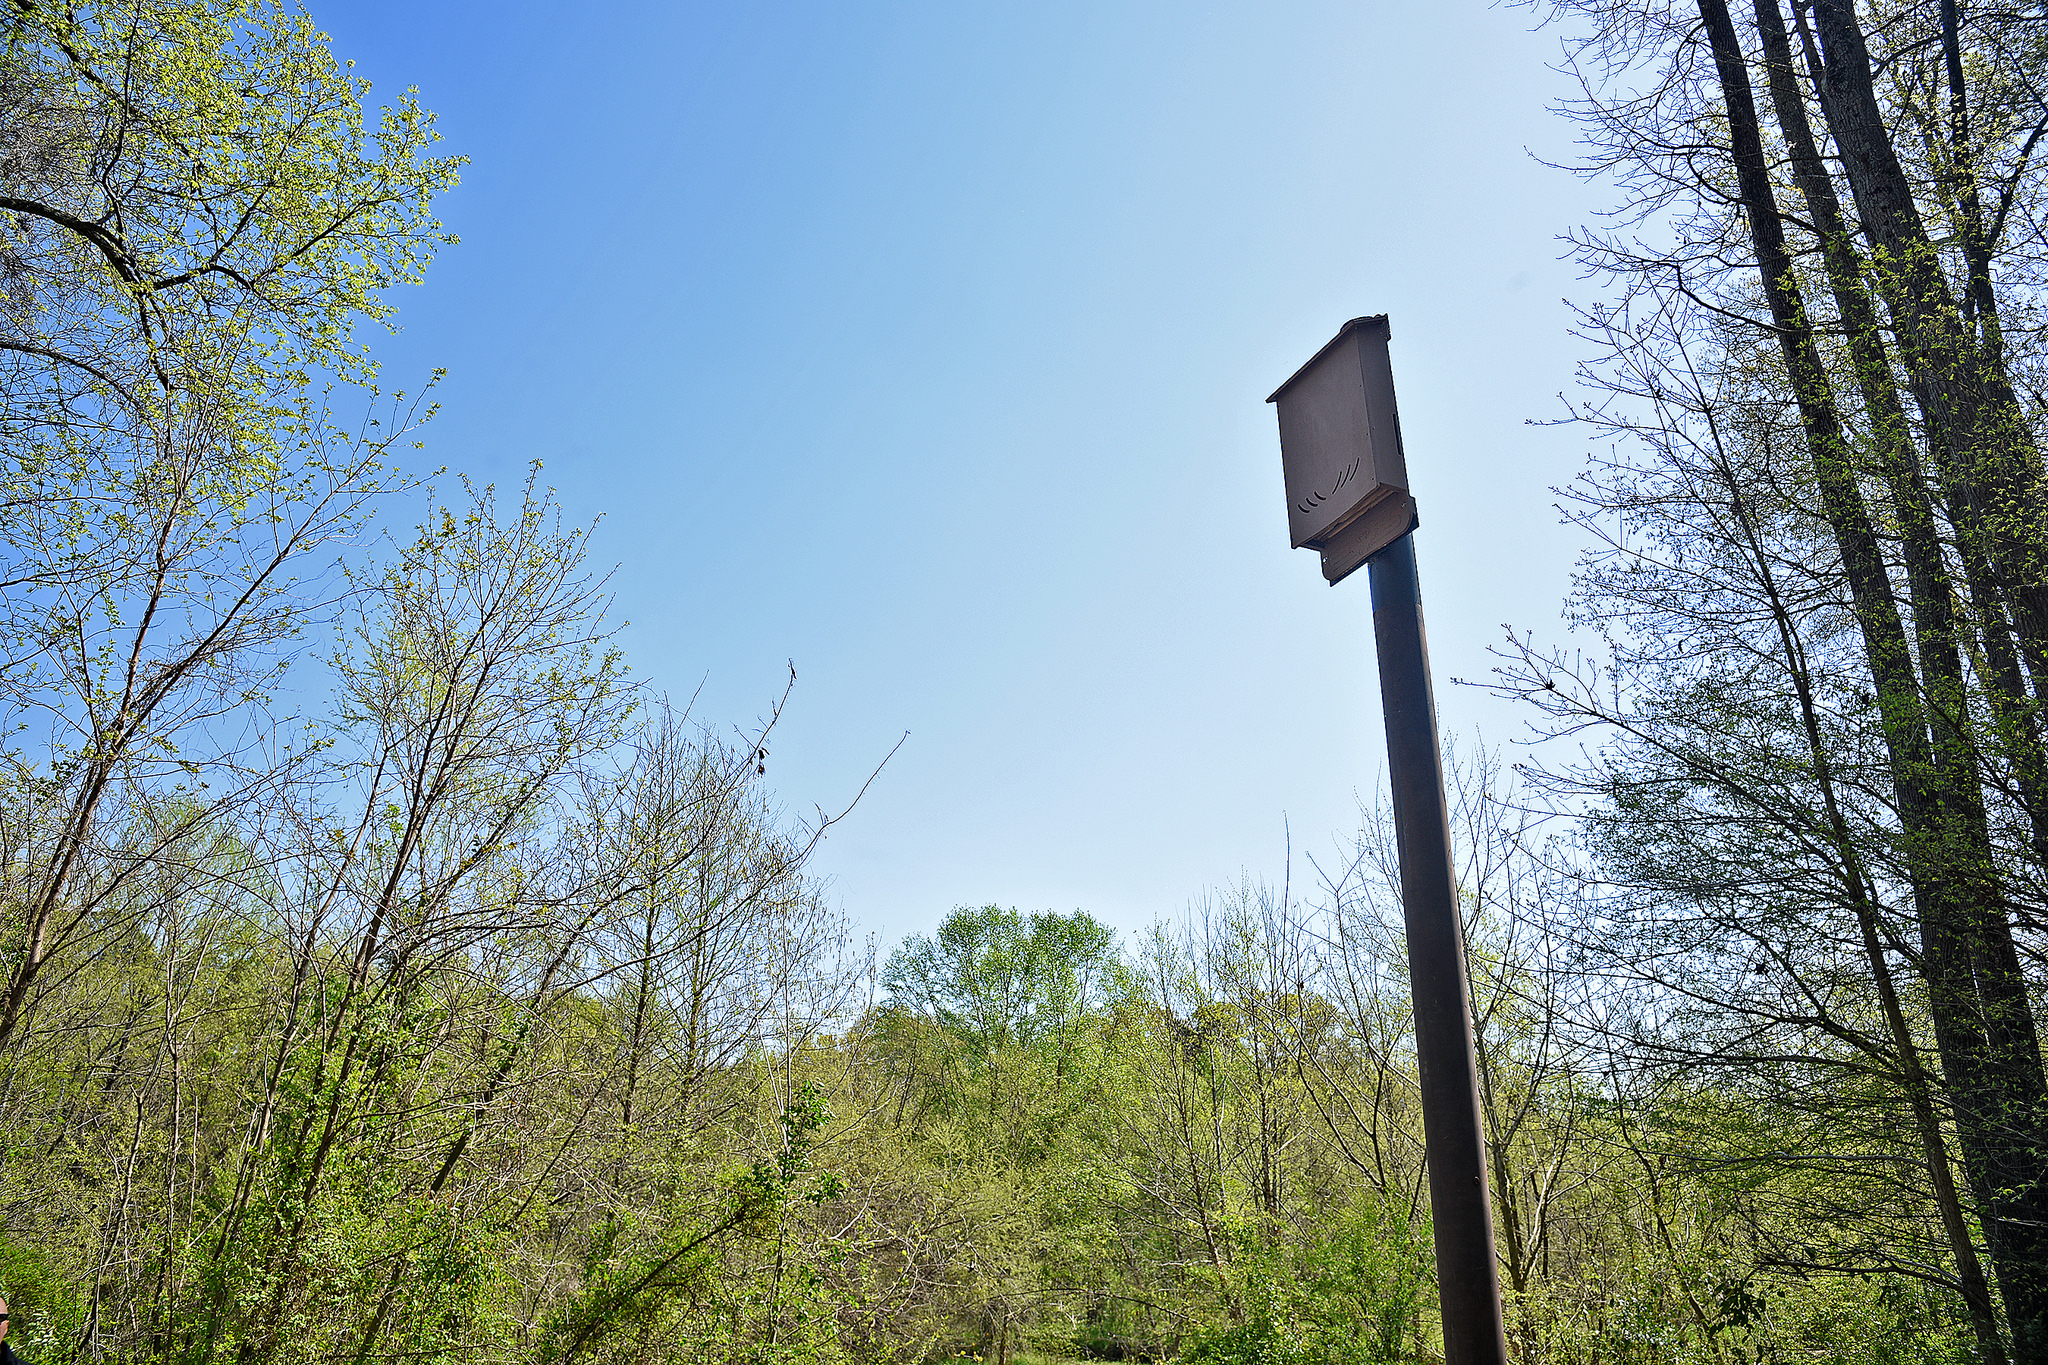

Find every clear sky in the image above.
[318,0,1604,949]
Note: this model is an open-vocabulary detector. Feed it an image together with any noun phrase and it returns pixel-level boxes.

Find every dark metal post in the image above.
[1266,315,1508,1364]
[1366,532,1510,1365]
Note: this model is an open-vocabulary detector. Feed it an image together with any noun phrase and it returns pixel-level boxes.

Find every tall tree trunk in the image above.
[1754,0,2048,862]
[1781,3,2048,876]
[1810,0,2048,685]
[1728,432,2008,1365]
[1699,3,2048,1355]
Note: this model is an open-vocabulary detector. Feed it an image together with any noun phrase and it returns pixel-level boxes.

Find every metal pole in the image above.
[1365,531,1510,1365]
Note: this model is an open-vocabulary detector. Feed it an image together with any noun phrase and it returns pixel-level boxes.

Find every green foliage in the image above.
[1,0,462,409]
[1179,1208,1429,1365]
[0,1230,83,1361]
[529,1083,856,1365]
[885,904,1117,1056]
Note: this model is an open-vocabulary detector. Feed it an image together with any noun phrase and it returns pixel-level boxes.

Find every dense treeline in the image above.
[0,0,2045,1362]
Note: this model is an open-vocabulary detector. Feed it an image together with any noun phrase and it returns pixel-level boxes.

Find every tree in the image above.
[0,0,459,420]
[1504,0,2048,1352]
[884,905,1117,1060]
[0,0,461,1058]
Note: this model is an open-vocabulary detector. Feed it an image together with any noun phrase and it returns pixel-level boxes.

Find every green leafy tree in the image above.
[884,904,1116,1059]
[0,0,461,1058]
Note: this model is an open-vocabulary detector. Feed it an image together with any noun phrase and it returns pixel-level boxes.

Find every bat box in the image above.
[1267,315,1418,584]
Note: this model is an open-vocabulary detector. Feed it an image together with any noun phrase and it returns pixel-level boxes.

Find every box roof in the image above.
[1266,314,1390,404]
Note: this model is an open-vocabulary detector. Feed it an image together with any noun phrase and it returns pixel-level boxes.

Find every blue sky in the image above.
[319,0,1604,947]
